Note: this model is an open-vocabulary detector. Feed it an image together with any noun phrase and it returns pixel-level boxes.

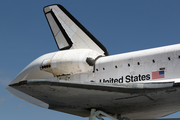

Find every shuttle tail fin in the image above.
[44,4,109,56]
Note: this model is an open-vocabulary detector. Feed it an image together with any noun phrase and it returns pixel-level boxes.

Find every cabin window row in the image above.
[95,56,180,71]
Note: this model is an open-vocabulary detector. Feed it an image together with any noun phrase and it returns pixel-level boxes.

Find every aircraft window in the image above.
[179,56,180,59]
[137,62,140,65]
[168,57,171,60]
[103,68,105,70]
[159,67,165,70]
[40,64,51,70]
[115,65,117,68]
[152,59,155,63]
[128,64,130,67]
[96,69,98,71]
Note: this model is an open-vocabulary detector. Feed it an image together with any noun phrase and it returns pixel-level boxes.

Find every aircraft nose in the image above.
[6,52,56,108]
[8,52,56,85]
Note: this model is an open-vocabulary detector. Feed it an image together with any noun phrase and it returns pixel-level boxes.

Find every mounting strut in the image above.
[89,109,130,120]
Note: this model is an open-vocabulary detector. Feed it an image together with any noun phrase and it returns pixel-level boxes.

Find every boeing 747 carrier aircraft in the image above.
[6,4,180,120]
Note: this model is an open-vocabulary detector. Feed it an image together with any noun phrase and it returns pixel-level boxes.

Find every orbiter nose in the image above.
[6,52,56,108]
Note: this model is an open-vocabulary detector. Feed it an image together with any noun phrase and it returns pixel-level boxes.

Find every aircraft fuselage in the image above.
[6,4,180,120]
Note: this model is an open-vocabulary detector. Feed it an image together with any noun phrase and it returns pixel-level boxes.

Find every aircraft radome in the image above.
[6,4,180,120]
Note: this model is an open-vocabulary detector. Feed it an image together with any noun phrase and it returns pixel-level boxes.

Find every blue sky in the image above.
[1,0,180,120]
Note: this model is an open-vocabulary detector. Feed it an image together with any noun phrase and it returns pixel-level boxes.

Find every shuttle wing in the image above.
[9,79,180,117]
[10,79,176,93]
[44,4,109,56]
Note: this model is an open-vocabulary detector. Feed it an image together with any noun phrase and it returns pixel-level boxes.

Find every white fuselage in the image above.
[94,44,180,84]
[7,44,180,119]
[7,4,180,120]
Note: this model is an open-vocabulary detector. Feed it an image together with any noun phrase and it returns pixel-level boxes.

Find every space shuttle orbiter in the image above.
[6,4,180,120]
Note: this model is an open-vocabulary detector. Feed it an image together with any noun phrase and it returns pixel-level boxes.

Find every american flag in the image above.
[152,71,164,80]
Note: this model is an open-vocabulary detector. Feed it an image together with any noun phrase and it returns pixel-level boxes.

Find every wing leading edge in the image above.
[10,79,175,91]
[43,4,109,56]
[9,79,180,118]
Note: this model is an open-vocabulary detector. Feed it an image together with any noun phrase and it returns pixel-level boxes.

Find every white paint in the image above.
[49,49,100,76]
[7,4,180,120]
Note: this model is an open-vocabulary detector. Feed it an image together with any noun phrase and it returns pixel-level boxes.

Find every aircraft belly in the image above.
[10,82,180,119]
